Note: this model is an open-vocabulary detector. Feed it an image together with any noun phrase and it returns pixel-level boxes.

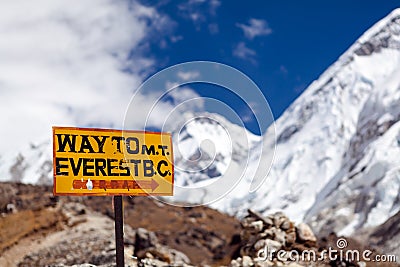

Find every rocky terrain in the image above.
[1,182,398,267]
[231,211,399,267]
[356,210,400,262]
[0,182,240,266]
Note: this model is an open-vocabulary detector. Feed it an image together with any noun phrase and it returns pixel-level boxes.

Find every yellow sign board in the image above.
[53,127,174,196]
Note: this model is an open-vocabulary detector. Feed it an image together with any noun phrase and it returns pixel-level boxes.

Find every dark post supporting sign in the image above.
[114,196,124,267]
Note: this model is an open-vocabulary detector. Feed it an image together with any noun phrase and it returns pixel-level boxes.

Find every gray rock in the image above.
[262,228,274,239]
[280,220,291,231]
[261,217,274,227]
[230,258,241,267]
[134,228,159,253]
[250,220,264,232]
[296,223,317,243]
[145,245,190,264]
[254,239,266,251]
[6,203,17,213]
[273,229,286,246]
[242,255,254,267]
[286,231,296,245]
[265,239,282,253]
[243,217,257,227]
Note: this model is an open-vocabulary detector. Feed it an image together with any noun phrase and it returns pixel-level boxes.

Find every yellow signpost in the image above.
[53,126,174,196]
[52,126,174,266]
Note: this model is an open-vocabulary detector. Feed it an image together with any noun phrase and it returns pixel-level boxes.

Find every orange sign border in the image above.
[52,126,174,196]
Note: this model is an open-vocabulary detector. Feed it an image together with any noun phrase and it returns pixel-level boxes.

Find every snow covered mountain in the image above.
[170,8,400,236]
[171,112,261,187]
[1,8,400,237]
[254,8,400,235]
[0,140,53,185]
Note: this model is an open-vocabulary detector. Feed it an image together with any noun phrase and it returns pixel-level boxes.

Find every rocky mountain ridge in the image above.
[170,8,400,239]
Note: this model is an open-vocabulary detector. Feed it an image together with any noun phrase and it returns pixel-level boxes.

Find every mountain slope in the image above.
[171,8,400,236]
[243,8,400,234]
[1,9,400,238]
[369,210,400,258]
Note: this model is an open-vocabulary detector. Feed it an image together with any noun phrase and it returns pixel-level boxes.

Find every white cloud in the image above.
[164,80,203,110]
[0,0,175,156]
[241,113,253,123]
[236,18,272,40]
[166,86,204,112]
[209,0,221,16]
[208,23,219,34]
[233,42,257,63]
[123,81,204,133]
[240,100,260,123]
[280,65,288,75]
[178,0,221,25]
[177,71,200,81]
[170,35,183,43]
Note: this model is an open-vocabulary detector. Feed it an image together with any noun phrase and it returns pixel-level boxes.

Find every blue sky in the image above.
[138,0,400,134]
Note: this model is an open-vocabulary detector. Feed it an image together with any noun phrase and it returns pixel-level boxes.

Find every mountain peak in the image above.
[203,7,400,236]
[297,8,400,104]
[269,8,400,234]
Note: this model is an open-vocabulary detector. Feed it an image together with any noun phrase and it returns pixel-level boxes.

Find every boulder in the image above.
[296,223,317,243]
[134,227,159,253]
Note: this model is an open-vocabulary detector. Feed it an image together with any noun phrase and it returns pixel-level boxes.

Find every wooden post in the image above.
[114,196,124,267]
